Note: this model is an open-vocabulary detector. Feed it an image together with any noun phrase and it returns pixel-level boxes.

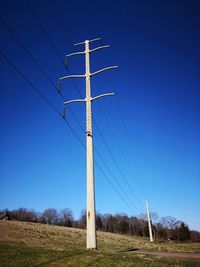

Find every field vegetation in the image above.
[1,208,200,243]
[0,221,200,266]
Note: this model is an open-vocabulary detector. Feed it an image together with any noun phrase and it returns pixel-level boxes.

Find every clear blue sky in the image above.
[0,0,199,231]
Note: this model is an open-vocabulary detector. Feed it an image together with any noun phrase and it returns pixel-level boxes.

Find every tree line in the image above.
[1,207,199,242]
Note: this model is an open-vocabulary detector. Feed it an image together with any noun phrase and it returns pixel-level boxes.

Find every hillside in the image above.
[0,221,200,266]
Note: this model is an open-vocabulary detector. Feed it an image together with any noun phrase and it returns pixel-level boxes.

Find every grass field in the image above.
[0,221,200,266]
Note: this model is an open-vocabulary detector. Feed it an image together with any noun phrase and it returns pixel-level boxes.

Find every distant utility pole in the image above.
[145,200,153,242]
[58,38,118,249]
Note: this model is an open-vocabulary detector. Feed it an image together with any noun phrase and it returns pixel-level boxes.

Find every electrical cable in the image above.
[68,42,144,209]
[24,0,84,99]
[86,2,147,203]
[0,15,85,134]
[0,50,86,149]
[15,1,143,213]
[94,146,141,213]
[94,122,143,208]
[0,49,139,214]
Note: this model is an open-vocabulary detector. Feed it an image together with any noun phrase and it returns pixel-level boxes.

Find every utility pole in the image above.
[58,38,118,249]
[145,199,153,242]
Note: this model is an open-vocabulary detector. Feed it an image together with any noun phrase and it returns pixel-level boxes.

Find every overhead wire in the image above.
[0,50,138,214]
[24,0,84,99]
[66,35,144,209]
[94,146,141,213]
[0,15,85,134]
[94,122,143,209]
[94,160,136,213]
[113,84,147,200]
[0,50,85,149]
[87,1,147,203]
[24,0,64,66]
[97,45,147,201]
[0,13,139,212]
[0,16,140,215]
[22,0,197,225]
[19,1,143,213]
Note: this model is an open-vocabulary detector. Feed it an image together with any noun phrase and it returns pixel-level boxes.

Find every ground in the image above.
[0,221,200,266]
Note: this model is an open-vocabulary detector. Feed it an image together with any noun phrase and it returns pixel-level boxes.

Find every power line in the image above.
[99,42,147,199]
[23,1,143,212]
[1,49,140,216]
[64,40,143,211]
[114,89,147,199]
[94,160,136,214]
[87,3,147,201]
[0,50,85,149]
[69,43,144,209]
[24,0,64,66]
[24,0,84,99]
[94,146,141,213]
[99,49,147,201]
[0,15,85,134]
[1,10,140,214]
[0,16,56,91]
[94,121,143,209]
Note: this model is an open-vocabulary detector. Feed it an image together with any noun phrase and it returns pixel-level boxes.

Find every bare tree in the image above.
[138,213,147,237]
[96,213,103,230]
[15,208,38,222]
[2,207,198,243]
[160,216,178,229]
[78,209,86,229]
[41,208,59,225]
[190,230,200,242]
[151,212,159,224]
[160,216,179,239]
[59,208,74,227]
[116,213,129,235]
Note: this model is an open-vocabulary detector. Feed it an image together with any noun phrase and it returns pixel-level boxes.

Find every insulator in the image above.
[58,81,61,93]
[62,106,66,119]
[64,58,67,69]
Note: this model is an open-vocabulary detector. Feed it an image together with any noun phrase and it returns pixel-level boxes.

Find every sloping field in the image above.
[0,221,200,266]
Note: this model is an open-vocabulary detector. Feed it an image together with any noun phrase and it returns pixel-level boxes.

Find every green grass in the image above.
[1,241,200,267]
[0,221,200,267]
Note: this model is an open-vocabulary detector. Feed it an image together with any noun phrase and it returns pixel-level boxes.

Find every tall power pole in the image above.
[58,38,118,249]
[145,199,153,242]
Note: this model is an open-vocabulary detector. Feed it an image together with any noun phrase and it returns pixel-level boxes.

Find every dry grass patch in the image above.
[0,221,200,267]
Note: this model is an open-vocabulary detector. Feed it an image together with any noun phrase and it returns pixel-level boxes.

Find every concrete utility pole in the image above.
[145,199,153,242]
[58,38,118,249]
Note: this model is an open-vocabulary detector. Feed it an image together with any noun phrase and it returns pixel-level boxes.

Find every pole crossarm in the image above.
[89,37,101,43]
[64,99,86,105]
[59,74,85,81]
[66,51,85,57]
[91,66,118,76]
[74,41,85,46]
[90,45,109,53]
[66,46,109,58]
[92,92,114,101]
[74,38,101,47]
